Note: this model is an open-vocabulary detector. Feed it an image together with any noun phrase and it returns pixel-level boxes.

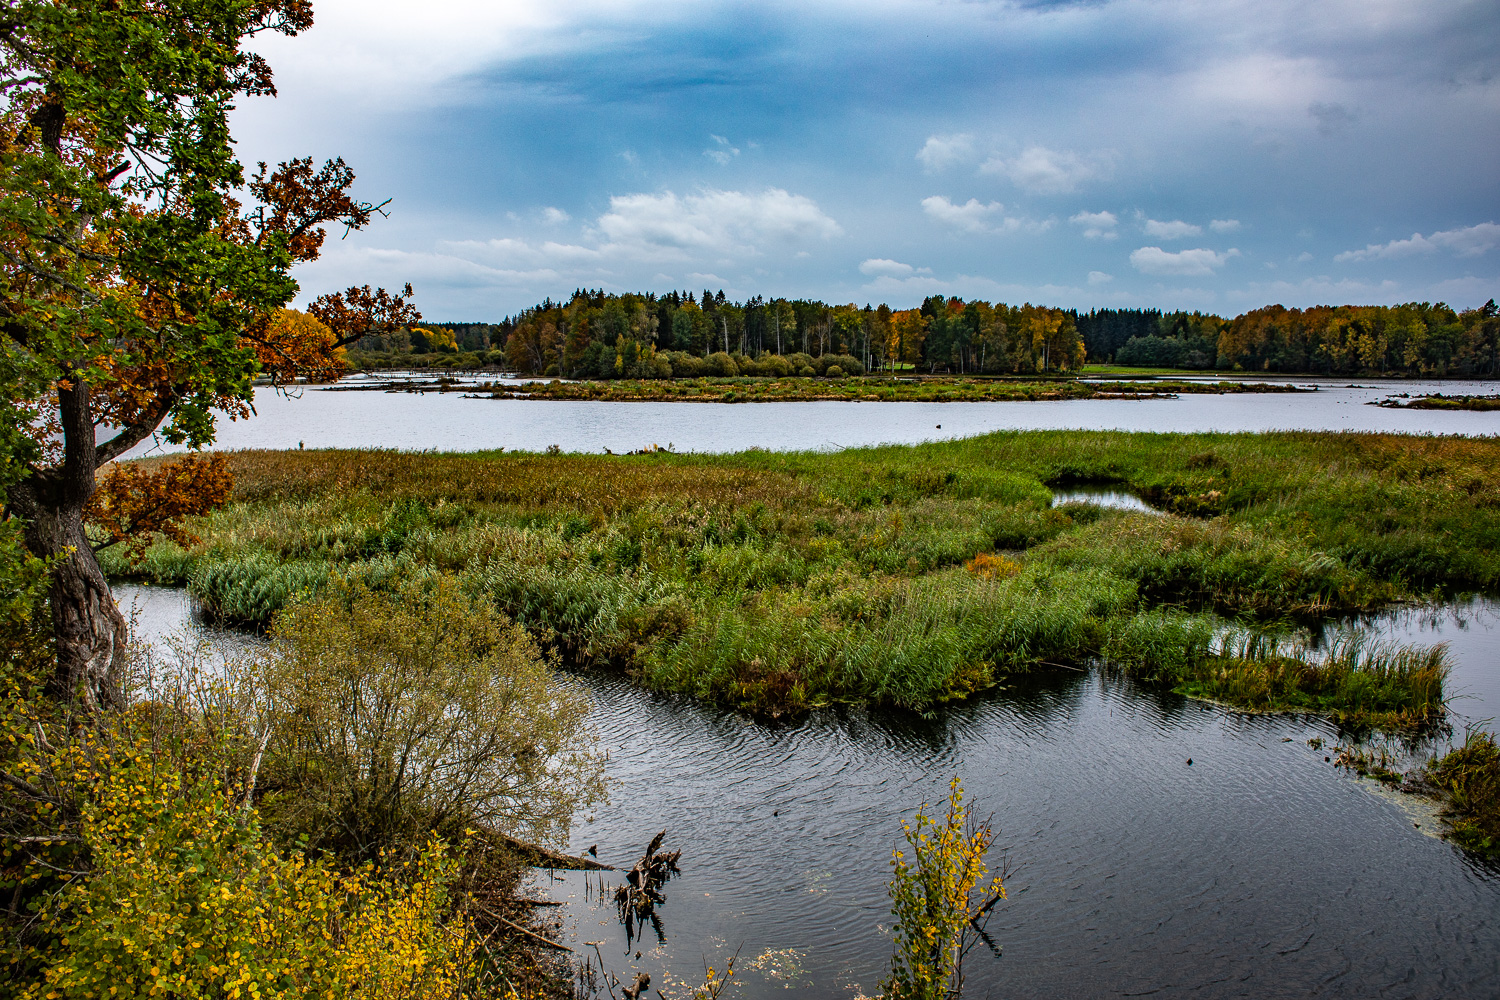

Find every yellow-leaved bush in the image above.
[883,777,1005,1000]
[2,568,603,997]
[2,702,474,1000]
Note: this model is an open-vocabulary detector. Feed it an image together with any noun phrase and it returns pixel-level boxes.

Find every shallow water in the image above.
[1050,486,1159,513]
[120,377,1500,459]
[1321,598,1500,731]
[116,584,1500,999]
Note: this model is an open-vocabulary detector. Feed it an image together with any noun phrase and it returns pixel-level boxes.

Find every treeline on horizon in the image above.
[349,289,1500,378]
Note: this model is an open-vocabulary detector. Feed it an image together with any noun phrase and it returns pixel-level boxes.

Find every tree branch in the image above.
[0,768,56,804]
[94,393,178,467]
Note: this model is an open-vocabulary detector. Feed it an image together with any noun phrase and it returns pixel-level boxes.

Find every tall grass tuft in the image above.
[1166,630,1451,727]
[1426,728,1500,854]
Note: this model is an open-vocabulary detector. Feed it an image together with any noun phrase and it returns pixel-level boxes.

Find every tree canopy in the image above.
[0,1,415,708]
[385,289,1495,379]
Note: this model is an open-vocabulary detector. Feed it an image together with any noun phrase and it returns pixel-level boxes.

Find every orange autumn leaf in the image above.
[84,455,234,561]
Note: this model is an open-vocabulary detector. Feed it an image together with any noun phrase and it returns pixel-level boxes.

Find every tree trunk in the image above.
[9,379,126,712]
[13,490,127,711]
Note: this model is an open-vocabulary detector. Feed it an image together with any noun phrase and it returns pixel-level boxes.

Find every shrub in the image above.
[759,354,792,377]
[704,352,739,377]
[259,573,606,860]
[884,778,1004,1000]
[0,667,475,1000]
[825,365,845,379]
[817,352,864,376]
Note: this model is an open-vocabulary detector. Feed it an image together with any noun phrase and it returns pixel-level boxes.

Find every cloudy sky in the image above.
[234,0,1499,320]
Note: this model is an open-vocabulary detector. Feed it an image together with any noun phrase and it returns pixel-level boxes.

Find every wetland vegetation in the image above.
[102,430,1499,728]
[1374,393,1500,412]
[477,376,1307,404]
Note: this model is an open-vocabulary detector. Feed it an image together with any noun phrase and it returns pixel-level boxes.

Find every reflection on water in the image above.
[1050,486,1159,513]
[1319,597,1500,732]
[115,583,265,664]
[116,584,1500,999]
[122,378,1500,459]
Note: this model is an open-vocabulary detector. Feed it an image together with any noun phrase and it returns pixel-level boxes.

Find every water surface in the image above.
[121,377,1500,458]
[1050,487,1159,513]
[116,585,1500,1000]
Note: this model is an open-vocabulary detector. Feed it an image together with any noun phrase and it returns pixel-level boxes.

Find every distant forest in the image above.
[350,290,1500,378]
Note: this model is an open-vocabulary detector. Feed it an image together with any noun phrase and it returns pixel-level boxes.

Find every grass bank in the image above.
[1426,729,1500,854]
[103,430,1500,722]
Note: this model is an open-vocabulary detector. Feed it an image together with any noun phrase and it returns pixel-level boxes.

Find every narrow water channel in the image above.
[116,585,1500,999]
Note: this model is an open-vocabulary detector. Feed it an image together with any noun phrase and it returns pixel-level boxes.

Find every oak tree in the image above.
[0,1,416,709]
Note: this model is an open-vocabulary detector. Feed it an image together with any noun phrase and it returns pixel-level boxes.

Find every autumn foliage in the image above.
[884,778,1006,1000]
[84,454,234,561]
[0,0,422,709]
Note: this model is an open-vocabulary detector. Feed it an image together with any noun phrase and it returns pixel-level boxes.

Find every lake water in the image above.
[109,381,1500,996]
[117,584,1500,1000]
[121,376,1500,459]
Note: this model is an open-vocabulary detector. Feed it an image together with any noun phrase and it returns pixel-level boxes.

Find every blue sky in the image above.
[233,0,1500,320]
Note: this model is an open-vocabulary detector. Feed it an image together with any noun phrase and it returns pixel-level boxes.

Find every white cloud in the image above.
[1130,246,1241,277]
[917,133,976,172]
[921,196,1049,235]
[1210,219,1241,233]
[703,134,740,165]
[1334,222,1500,262]
[596,188,841,256]
[1295,251,1313,262]
[1142,218,1203,240]
[980,146,1108,195]
[1229,276,1402,304]
[922,196,1006,233]
[390,186,840,304]
[860,258,917,277]
[1088,271,1113,284]
[541,206,571,224]
[1070,210,1118,239]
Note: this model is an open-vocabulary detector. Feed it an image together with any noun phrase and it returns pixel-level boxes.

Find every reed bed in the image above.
[102,430,1500,720]
[484,376,1310,404]
[1171,631,1452,727]
[1426,729,1500,854]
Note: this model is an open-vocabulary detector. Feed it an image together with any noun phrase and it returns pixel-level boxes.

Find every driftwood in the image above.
[474,904,575,953]
[613,830,681,945]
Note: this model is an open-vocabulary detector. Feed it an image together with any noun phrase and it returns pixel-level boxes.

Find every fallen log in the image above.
[474,903,575,953]
[488,830,616,871]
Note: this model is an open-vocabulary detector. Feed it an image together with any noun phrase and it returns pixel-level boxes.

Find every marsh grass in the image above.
[487,376,1309,404]
[101,430,1500,719]
[1426,729,1500,854]
[1170,632,1451,728]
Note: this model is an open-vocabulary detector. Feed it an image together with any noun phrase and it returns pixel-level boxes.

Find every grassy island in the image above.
[1374,393,1500,412]
[105,431,1499,728]
[473,376,1311,404]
